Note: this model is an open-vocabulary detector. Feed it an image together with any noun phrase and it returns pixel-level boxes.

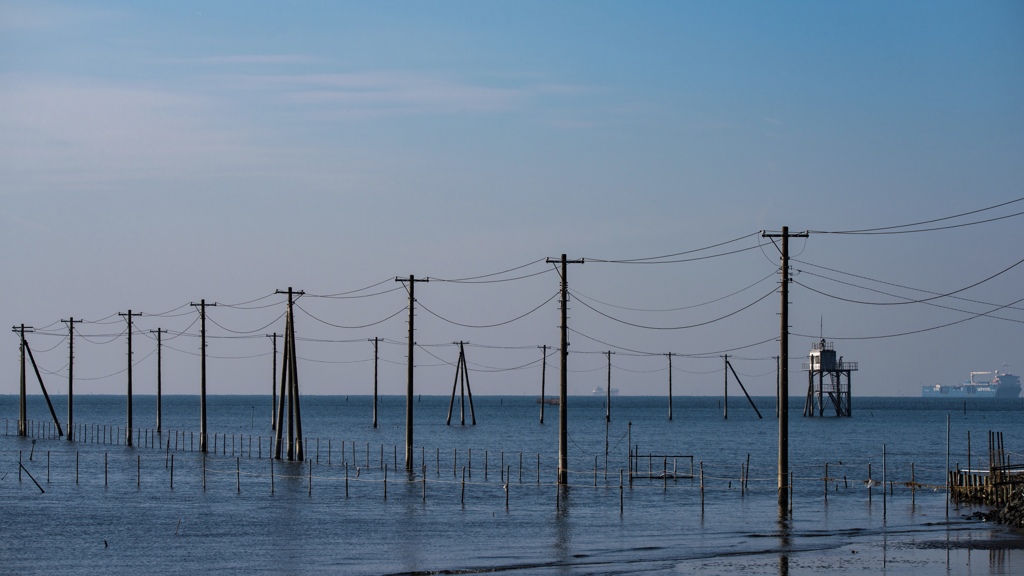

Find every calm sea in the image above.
[1,394,1022,575]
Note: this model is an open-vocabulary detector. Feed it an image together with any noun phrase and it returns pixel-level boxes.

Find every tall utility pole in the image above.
[190,300,216,453]
[273,288,304,461]
[370,337,380,428]
[605,351,614,422]
[545,254,584,486]
[666,352,674,421]
[62,318,82,441]
[396,275,428,471]
[119,311,142,446]
[14,324,33,437]
[266,333,278,430]
[151,328,165,434]
[762,226,808,516]
[538,344,547,424]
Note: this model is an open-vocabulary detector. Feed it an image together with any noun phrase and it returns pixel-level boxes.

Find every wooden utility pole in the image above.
[370,337,380,428]
[274,288,305,461]
[62,318,82,441]
[539,344,547,424]
[723,353,729,419]
[119,310,142,446]
[151,328,165,434]
[396,275,428,471]
[605,351,614,422]
[666,352,673,421]
[545,254,583,485]
[762,226,808,515]
[13,325,33,436]
[266,333,277,430]
[190,300,216,453]
[446,341,476,426]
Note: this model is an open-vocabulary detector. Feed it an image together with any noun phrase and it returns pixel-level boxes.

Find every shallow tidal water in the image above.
[1,394,1022,574]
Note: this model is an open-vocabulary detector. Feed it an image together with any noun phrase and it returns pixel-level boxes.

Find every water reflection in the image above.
[777,514,790,576]
[554,485,571,569]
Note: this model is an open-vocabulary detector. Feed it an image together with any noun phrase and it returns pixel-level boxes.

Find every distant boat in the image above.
[535,397,559,405]
[591,386,619,396]
[922,367,1021,399]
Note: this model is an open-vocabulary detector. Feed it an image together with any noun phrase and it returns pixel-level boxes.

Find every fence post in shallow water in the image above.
[699,461,704,514]
[505,467,510,509]
[461,467,466,505]
[824,462,828,502]
[619,469,624,515]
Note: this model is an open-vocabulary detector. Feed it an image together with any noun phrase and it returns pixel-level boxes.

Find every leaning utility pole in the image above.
[119,310,142,446]
[151,328,165,434]
[762,226,808,516]
[396,275,428,471]
[545,254,584,486]
[62,318,82,441]
[190,300,216,453]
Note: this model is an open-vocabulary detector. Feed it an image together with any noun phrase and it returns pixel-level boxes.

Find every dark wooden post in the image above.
[539,345,547,424]
[63,318,82,441]
[396,276,428,470]
[119,310,142,446]
[546,254,583,485]
[152,328,164,434]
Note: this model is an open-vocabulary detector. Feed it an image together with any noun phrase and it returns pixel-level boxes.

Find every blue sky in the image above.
[1,1,1022,401]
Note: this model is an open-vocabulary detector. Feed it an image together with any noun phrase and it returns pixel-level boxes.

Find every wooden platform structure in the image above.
[802,339,857,417]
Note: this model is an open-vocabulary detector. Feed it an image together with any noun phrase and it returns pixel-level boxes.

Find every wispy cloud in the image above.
[193,54,322,66]
[215,71,586,119]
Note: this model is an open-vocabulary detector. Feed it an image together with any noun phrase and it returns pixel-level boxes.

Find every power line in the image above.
[792,255,1024,307]
[569,271,776,313]
[810,197,1024,235]
[794,273,1024,324]
[795,293,1024,341]
[430,258,548,283]
[793,258,1024,313]
[570,287,777,330]
[415,291,559,329]
[295,303,407,330]
[584,232,759,263]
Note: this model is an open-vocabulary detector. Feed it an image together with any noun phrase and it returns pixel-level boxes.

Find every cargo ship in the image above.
[921,368,1021,398]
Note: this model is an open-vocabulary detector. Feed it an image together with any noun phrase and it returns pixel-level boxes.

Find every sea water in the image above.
[1,395,1022,575]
